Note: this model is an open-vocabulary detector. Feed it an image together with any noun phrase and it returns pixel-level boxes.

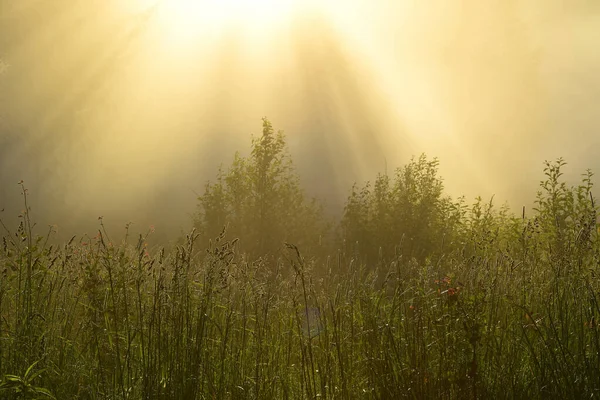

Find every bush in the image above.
[340,154,463,263]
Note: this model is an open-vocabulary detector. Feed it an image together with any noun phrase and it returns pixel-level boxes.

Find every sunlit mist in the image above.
[130,0,299,46]
[0,0,599,238]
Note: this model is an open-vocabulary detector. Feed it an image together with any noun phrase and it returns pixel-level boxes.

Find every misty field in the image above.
[1,121,599,399]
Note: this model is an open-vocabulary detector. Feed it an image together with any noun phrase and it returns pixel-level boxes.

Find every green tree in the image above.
[532,159,598,272]
[341,154,461,263]
[196,118,326,258]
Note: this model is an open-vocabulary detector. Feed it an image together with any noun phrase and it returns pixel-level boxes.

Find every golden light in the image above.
[4,0,592,235]
[136,0,299,45]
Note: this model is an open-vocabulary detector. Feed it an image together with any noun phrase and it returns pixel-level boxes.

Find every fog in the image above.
[0,0,599,240]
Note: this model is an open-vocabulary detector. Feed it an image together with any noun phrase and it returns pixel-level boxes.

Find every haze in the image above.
[0,0,599,240]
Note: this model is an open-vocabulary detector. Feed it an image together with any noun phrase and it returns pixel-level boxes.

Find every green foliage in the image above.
[196,118,326,258]
[341,154,461,262]
[1,156,599,399]
[533,158,598,268]
[0,361,55,399]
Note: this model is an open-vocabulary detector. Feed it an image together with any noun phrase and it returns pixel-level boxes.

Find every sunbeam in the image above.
[130,0,299,48]
[0,0,599,237]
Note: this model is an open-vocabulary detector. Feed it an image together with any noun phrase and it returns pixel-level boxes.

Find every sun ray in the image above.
[131,0,299,47]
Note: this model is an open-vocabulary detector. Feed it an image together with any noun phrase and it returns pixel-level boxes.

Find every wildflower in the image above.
[409,305,414,310]
[586,317,596,329]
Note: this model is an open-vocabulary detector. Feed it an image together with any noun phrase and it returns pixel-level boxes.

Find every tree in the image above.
[195,118,326,258]
[341,154,461,263]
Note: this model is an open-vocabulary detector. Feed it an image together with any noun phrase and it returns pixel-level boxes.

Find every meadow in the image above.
[0,121,599,399]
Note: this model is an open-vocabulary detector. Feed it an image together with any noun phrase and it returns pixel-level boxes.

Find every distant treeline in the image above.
[195,118,598,265]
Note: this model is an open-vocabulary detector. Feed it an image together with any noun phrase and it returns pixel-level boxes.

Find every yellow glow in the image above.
[138,0,298,44]
[6,0,593,234]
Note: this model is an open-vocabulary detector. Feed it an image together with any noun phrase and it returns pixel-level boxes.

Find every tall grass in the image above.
[0,161,599,399]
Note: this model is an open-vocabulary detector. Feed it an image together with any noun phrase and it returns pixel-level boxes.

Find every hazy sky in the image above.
[0,0,599,239]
